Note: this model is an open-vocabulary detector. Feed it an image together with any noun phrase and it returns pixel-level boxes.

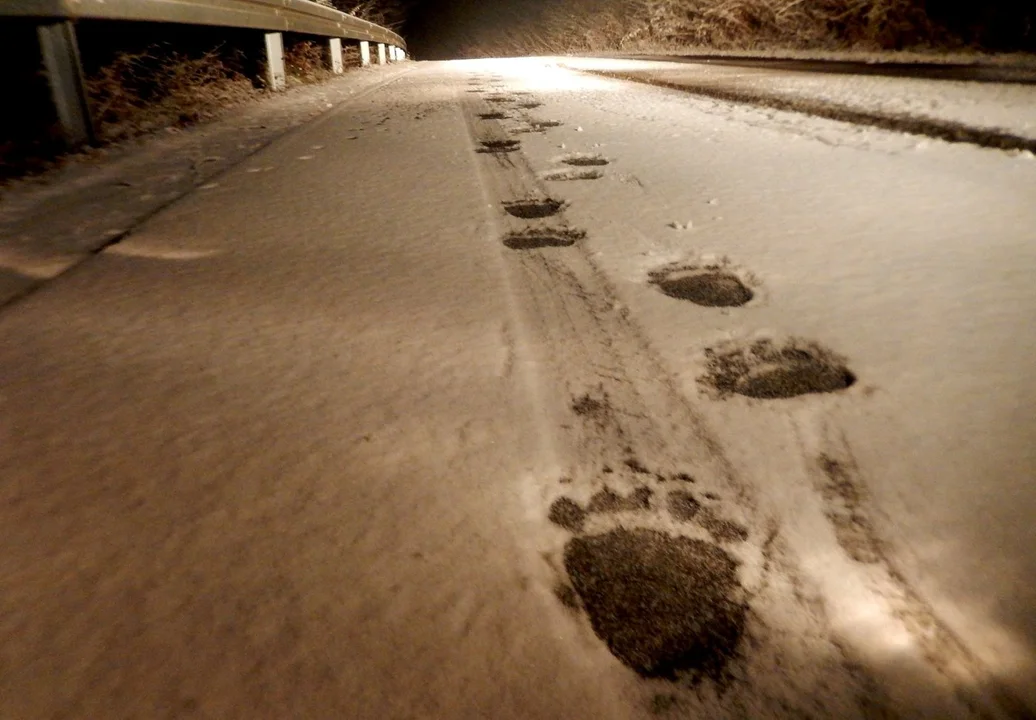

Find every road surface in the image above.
[1,57,1034,719]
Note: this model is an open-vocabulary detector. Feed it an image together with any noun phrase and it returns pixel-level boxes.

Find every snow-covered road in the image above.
[1,58,1033,719]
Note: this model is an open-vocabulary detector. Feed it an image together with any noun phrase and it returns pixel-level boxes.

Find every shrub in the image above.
[86,45,257,142]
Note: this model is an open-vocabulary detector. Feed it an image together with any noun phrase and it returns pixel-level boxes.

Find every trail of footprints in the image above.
[470,75,858,688]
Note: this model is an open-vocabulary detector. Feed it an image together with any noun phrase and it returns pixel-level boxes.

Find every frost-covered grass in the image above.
[86,41,359,144]
[446,0,1034,57]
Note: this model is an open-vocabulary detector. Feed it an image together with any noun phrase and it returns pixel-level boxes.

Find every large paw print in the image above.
[548,478,750,682]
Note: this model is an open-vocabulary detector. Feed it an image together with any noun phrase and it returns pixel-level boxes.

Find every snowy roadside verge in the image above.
[559,57,1036,152]
[0,64,412,308]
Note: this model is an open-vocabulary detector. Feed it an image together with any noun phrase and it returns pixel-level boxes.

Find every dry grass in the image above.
[3,32,367,181]
[450,0,1008,56]
[86,46,258,143]
[284,40,336,86]
[85,40,352,144]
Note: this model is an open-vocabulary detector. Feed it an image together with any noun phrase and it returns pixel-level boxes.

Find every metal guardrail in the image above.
[2,0,408,146]
[4,0,405,48]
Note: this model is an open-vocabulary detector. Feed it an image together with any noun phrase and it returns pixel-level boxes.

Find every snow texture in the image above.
[0,57,1033,719]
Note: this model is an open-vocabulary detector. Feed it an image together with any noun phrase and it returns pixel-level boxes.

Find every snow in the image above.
[559,56,1036,142]
[0,57,1034,718]
[0,64,412,306]
[501,57,1036,711]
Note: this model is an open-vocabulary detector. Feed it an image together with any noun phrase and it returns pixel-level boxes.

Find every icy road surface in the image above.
[0,58,1034,719]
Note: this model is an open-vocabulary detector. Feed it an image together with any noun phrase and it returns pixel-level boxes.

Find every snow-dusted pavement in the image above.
[1,58,1034,719]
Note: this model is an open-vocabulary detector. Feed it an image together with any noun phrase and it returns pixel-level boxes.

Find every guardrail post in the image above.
[329,37,344,74]
[377,43,386,65]
[37,21,94,148]
[264,32,286,90]
[359,41,371,67]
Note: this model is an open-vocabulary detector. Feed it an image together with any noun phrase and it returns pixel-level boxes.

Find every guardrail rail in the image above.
[3,0,408,146]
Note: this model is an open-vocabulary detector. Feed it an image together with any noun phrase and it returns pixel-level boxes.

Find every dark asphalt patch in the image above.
[503,227,585,250]
[564,528,746,679]
[652,271,753,307]
[503,198,565,219]
[588,486,653,513]
[478,139,521,154]
[702,339,856,399]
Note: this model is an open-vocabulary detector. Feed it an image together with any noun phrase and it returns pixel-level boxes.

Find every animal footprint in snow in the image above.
[699,337,856,399]
[541,168,604,182]
[667,490,749,542]
[478,139,520,154]
[502,227,585,250]
[558,152,609,167]
[648,261,756,308]
[548,478,748,681]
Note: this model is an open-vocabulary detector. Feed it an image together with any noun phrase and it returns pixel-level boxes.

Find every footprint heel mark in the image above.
[700,338,856,399]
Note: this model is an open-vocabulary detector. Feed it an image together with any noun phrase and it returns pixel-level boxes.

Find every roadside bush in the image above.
[86,46,257,142]
[284,40,335,86]
[441,0,1032,56]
